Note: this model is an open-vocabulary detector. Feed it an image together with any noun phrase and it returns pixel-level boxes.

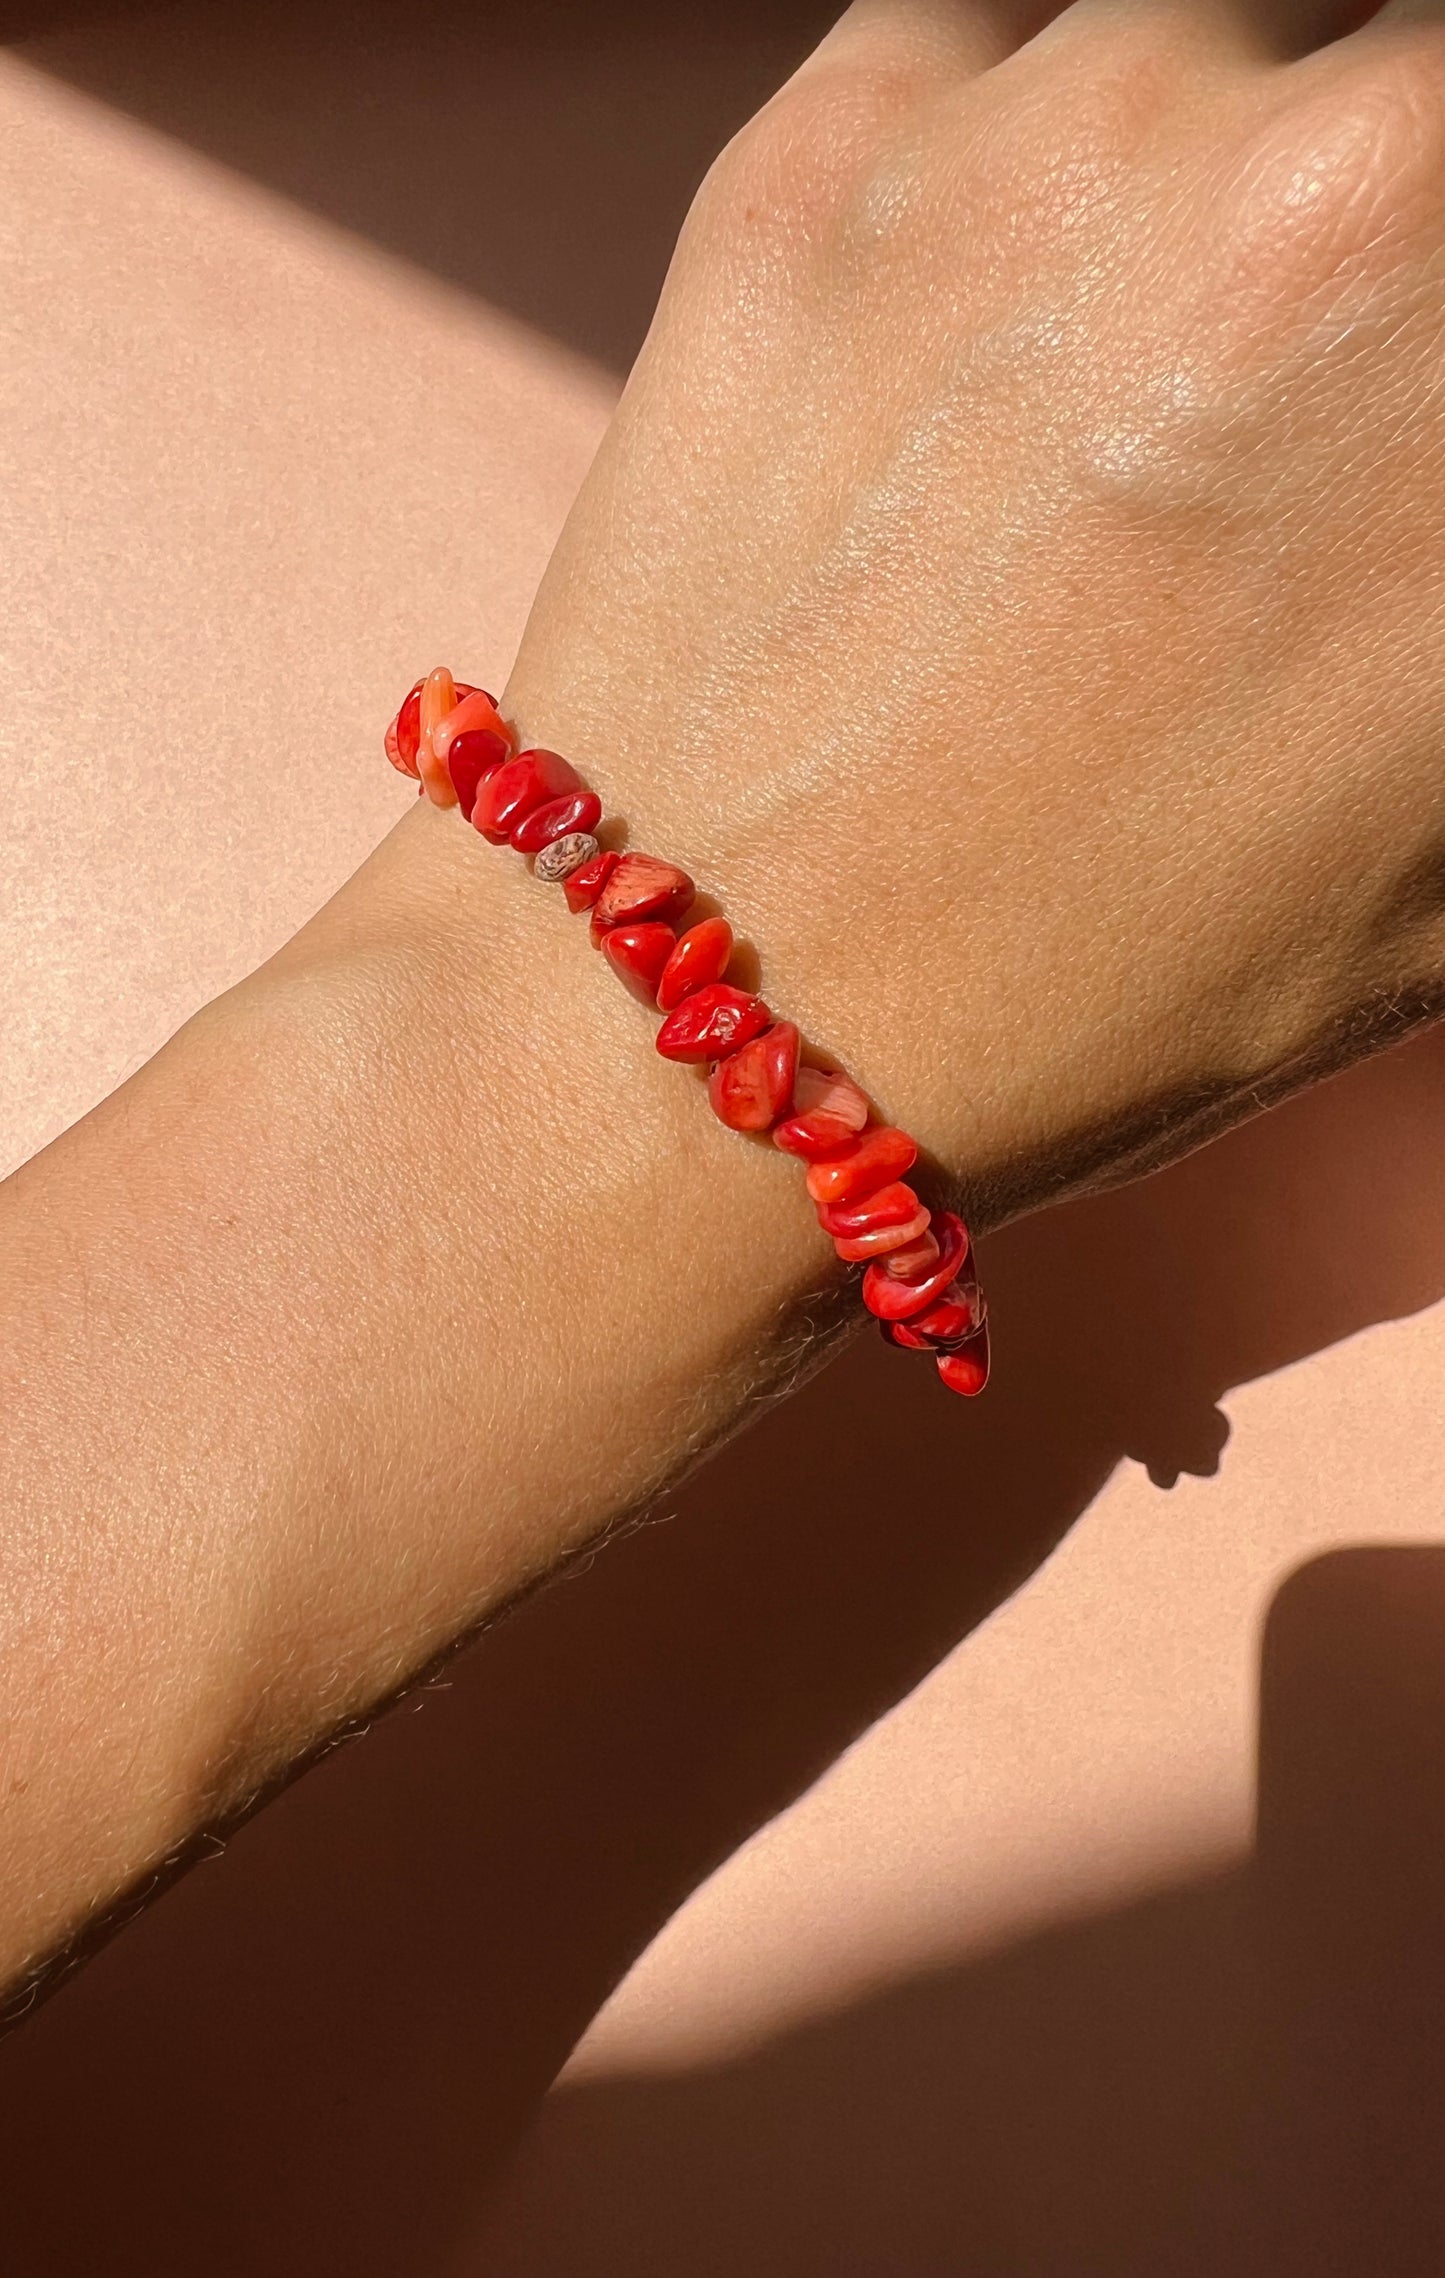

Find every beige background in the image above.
[0,6,1442,2272]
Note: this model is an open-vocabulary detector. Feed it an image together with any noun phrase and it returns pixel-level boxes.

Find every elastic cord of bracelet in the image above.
[385,666,990,1398]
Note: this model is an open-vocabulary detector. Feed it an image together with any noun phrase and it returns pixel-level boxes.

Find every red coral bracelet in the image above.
[385,667,990,1398]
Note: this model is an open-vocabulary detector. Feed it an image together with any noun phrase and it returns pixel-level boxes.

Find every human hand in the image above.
[509,0,1445,1214]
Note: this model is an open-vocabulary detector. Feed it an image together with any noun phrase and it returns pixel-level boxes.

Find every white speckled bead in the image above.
[534,830,601,884]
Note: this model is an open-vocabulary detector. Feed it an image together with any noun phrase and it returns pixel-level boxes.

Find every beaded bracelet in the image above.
[385,668,990,1398]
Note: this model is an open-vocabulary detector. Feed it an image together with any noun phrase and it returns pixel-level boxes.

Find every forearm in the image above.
[11,0,1445,2012]
[0,801,842,1994]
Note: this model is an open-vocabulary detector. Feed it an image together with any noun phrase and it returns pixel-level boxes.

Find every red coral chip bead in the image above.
[446,729,510,820]
[879,1282,985,1351]
[832,1216,932,1263]
[806,1127,919,1210]
[773,1068,870,1159]
[657,917,733,1011]
[473,748,583,845]
[828,1193,932,1261]
[386,679,425,776]
[603,922,677,1005]
[511,789,603,854]
[817,1181,925,1242]
[795,1066,868,1128]
[938,1326,991,1398]
[434,688,511,763]
[655,984,770,1064]
[563,850,618,914]
[912,1283,987,1347]
[708,1022,800,1132]
[388,678,500,778]
[595,853,695,931]
[881,1229,941,1281]
[863,1212,970,1321]
[773,1110,862,1161]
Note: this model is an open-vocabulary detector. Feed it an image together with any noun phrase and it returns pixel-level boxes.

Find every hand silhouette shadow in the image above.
[469,1545,1445,2278]
[0,1033,1442,2278]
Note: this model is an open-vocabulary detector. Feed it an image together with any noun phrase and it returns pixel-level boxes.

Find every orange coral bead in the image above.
[433,688,510,762]
[417,666,459,808]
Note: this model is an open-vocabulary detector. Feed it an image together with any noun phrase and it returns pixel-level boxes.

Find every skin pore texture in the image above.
[6,0,1445,2004]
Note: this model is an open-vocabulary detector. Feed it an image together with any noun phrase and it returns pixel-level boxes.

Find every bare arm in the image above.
[7,0,1445,1996]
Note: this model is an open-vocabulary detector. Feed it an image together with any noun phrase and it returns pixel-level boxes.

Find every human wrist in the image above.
[226,820,846,1667]
[494,645,1024,1210]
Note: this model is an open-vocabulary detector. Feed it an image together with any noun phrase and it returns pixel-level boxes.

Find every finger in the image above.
[1246,0,1398,51]
[809,0,1079,82]
[1061,0,1386,61]
[1361,0,1445,21]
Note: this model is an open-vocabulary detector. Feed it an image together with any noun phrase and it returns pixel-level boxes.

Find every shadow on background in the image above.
[466,1547,1445,2278]
[7,0,836,374]
[0,1040,1442,2274]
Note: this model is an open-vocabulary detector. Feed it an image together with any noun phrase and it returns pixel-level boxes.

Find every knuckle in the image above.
[1204,45,1445,339]
[1254,38,1445,274]
[968,28,1199,234]
[1350,31,1445,214]
[1038,14,1198,146]
[694,58,932,250]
